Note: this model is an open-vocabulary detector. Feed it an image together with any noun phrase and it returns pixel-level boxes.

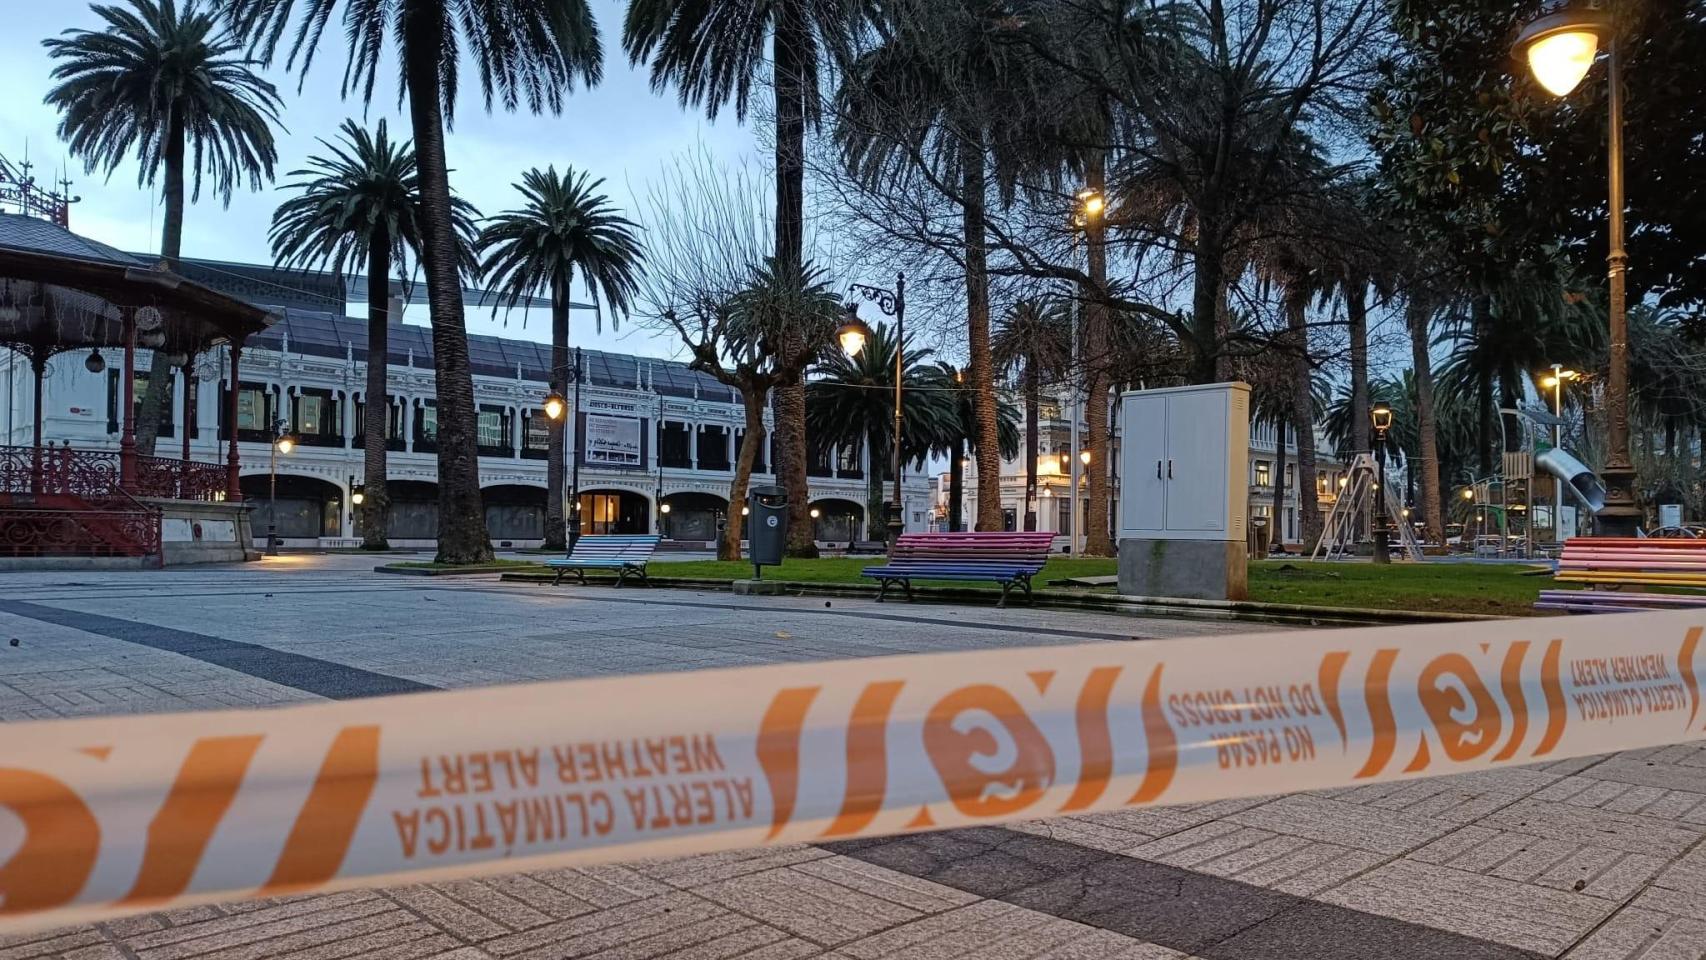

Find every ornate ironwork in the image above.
[134,455,227,502]
[0,152,77,226]
[0,507,160,558]
[847,282,901,317]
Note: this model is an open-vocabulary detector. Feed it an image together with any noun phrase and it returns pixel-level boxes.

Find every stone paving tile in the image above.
[1226,793,1457,855]
[789,856,980,914]
[630,845,832,889]
[1479,798,1706,858]
[1317,859,1612,955]
[0,928,106,960]
[1004,813,1158,855]
[478,891,727,960]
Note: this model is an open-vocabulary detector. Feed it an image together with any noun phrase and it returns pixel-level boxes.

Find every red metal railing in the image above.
[135,455,228,502]
[0,443,166,561]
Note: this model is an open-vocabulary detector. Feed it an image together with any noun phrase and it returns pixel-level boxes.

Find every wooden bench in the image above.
[861,532,1055,607]
[1536,537,1706,613]
[544,534,661,587]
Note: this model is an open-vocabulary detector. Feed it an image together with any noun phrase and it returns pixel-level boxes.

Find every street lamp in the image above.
[846,273,907,548]
[267,420,294,556]
[1515,2,1637,536]
[542,391,566,423]
[1370,401,1393,565]
[1540,364,1580,540]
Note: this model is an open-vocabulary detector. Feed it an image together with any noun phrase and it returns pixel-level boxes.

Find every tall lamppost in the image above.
[1540,364,1580,539]
[840,272,906,547]
[1370,401,1393,564]
[541,349,582,547]
[266,419,295,556]
[1515,2,1638,535]
[1069,188,1105,554]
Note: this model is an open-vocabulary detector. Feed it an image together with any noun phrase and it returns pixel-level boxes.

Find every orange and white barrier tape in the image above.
[4,609,1706,932]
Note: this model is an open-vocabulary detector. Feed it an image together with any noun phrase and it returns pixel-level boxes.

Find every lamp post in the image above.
[1515,2,1637,536]
[267,419,294,556]
[349,474,364,540]
[1069,187,1105,555]
[1370,401,1394,564]
[842,272,906,548]
[1540,365,1580,540]
[541,349,582,547]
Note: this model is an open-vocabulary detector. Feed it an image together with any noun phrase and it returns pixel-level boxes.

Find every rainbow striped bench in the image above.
[862,531,1055,608]
[1536,537,1706,613]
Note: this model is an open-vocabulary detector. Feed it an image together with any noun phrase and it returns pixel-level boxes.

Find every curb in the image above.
[376,563,538,577]
[493,571,1505,626]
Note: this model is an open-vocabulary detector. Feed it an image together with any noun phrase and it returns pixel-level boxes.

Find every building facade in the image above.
[0,304,930,549]
[937,387,1347,550]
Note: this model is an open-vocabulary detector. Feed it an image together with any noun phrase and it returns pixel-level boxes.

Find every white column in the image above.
[691,423,700,470]
[725,425,734,469]
[511,405,523,460]
[402,398,414,453]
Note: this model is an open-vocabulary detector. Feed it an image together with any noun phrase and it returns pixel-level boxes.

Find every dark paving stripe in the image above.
[822,828,1543,960]
[459,584,1154,642]
[0,599,435,700]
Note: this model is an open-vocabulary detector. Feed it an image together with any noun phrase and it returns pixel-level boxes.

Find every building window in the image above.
[522,411,551,460]
[1255,460,1271,487]
[836,440,863,479]
[658,422,691,468]
[477,405,512,456]
[218,380,271,442]
[414,400,438,452]
[292,389,340,446]
[1316,472,1329,495]
[1286,464,1295,489]
[107,369,175,438]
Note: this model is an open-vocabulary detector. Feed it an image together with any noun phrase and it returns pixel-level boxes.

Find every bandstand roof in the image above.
[0,214,277,358]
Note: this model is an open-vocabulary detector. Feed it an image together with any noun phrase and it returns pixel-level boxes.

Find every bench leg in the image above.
[876,578,891,603]
[901,579,914,602]
[614,567,626,588]
[1019,575,1034,607]
[575,569,587,585]
[997,581,1011,609]
[553,569,564,587]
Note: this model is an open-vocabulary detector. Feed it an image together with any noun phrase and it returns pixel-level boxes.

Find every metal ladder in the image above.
[1312,453,1423,561]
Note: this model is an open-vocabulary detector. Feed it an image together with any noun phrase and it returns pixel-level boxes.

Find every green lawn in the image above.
[614,556,1549,616]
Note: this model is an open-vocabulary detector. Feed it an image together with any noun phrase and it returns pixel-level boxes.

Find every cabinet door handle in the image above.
[1168,459,1174,479]
[1156,459,1163,479]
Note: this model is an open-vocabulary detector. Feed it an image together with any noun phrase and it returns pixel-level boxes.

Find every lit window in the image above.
[1255,461,1271,487]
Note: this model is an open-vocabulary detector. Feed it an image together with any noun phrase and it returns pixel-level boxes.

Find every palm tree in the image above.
[835,0,1050,532]
[991,298,1070,532]
[916,361,1020,532]
[624,0,858,557]
[227,0,603,564]
[806,321,954,539]
[269,119,477,551]
[45,0,281,457]
[479,167,645,551]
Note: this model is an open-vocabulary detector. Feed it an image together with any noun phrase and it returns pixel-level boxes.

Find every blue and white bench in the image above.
[862,531,1055,608]
[545,534,661,587]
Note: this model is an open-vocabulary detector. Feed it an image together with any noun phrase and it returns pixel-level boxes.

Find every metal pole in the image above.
[1599,28,1639,536]
[1552,363,1564,541]
[267,426,278,556]
[1069,303,1081,551]
[889,273,906,547]
[181,353,194,463]
[568,348,582,546]
[1372,436,1390,564]
[29,352,44,494]
[655,390,664,537]
[120,311,137,491]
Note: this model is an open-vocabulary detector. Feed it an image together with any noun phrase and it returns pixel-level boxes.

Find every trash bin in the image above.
[1250,517,1270,558]
[748,484,789,578]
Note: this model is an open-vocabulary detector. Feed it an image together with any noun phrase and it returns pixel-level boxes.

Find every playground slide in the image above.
[1537,447,1607,514]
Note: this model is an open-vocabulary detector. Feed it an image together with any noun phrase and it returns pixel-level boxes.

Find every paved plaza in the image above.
[2,556,1705,959]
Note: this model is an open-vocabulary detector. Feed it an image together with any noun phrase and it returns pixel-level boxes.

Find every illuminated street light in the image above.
[542,391,567,421]
[836,305,873,358]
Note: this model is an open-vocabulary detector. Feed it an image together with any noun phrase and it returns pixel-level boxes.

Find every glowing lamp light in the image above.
[275,435,295,455]
[810,508,821,519]
[351,483,365,506]
[836,308,873,358]
[741,505,750,517]
[1079,450,1092,465]
[1462,488,1476,501]
[1515,9,1611,97]
[1370,401,1393,437]
[542,392,567,421]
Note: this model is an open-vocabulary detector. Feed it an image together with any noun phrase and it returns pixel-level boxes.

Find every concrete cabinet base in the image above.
[1118,538,1247,601]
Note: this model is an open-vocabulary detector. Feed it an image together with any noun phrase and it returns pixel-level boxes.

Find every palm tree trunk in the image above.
[544,273,570,551]
[1189,227,1225,384]
[1408,296,1444,546]
[1273,418,1287,548]
[1083,152,1112,556]
[723,389,766,561]
[1348,281,1370,454]
[1287,292,1322,550]
[135,106,188,458]
[948,436,964,532]
[771,0,816,558]
[360,236,392,550]
[1024,364,1038,531]
[403,26,493,564]
[963,137,1002,531]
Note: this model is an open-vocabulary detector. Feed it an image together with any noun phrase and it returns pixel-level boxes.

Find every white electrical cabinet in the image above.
[1118,382,1250,542]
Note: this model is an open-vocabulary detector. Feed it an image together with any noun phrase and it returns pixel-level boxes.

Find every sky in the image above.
[0,0,761,363]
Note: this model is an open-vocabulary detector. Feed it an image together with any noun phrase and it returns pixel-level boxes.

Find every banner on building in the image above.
[3,610,1705,932]
[584,414,641,466]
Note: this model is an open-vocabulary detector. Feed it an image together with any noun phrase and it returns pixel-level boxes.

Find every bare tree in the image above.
[633,153,841,559]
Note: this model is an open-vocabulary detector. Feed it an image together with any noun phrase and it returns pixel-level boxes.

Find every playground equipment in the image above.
[1313,453,1425,561]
